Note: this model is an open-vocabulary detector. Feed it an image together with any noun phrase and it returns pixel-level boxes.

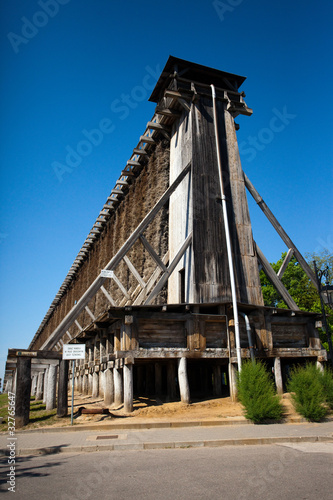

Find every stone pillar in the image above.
[213,365,222,397]
[46,364,58,411]
[36,371,44,400]
[167,361,176,401]
[15,357,31,428]
[123,363,133,413]
[57,359,69,418]
[155,363,162,396]
[31,374,38,398]
[99,370,104,398]
[228,362,238,402]
[178,357,190,404]
[82,373,88,394]
[92,371,99,398]
[114,364,123,407]
[43,367,49,404]
[274,357,284,396]
[88,372,93,394]
[104,366,114,406]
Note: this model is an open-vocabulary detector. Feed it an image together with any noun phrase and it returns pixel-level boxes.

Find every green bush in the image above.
[321,368,333,410]
[237,360,283,423]
[287,364,328,421]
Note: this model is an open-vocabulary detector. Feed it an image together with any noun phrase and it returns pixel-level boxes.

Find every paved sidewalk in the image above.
[1,419,333,456]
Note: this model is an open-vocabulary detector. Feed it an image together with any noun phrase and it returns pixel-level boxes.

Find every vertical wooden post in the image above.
[123,362,133,413]
[99,370,104,398]
[104,365,114,406]
[31,374,37,398]
[178,357,190,404]
[82,373,88,394]
[155,362,162,396]
[43,367,49,404]
[36,371,44,400]
[57,359,69,417]
[15,357,31,428]
[88,372,93,394]
[46,364,58,411]
[114,362,123,406]
[92,371,99,397]
[274,357,284,396]
[228,362,238,402]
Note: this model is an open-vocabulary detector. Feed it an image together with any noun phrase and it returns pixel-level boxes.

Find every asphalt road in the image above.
[1,443,333,499]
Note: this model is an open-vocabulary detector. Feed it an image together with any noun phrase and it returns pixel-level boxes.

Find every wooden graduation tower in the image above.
[6,57,326,421]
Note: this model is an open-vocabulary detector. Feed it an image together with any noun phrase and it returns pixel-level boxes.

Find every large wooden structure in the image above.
[5,57,327,420]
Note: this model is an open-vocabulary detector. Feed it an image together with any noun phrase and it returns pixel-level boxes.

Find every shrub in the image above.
[237,360,283,423]
[287,364,328,422]
[321,368,333,410]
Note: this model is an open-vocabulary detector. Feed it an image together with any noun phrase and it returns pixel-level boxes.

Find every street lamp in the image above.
[313,261,333,367]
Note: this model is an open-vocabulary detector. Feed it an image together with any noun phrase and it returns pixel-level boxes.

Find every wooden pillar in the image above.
[228,362,238,402]
[82,373,88,394]
[155,362,162,396]
[213,365,222,397]
[178,357,190,404]
[15,357,31,428]
[36,371,44,400]
[88,372,93,394]
[274,357,284,396]
[167,361,176,401]
[92,371,99,398]
[99,370,104,398]
[123,362,133,413]
[114,364,123,406]
[43,367,49,404]
[46,364,57,411]
[57,359,69,418]
[104,366,114,406]
[31,374,37,398]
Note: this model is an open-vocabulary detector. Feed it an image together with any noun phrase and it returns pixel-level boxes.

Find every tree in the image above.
[259,250,333,352]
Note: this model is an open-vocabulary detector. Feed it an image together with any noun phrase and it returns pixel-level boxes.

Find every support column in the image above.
[99,370,104,398]
[46,364,58,411]
[43,367,49,404]
[123,362,133,413]
[167,361,176,401]
[155,362,162,396]
[114,363,123,407]
[228,362,238,402]
[104,365,114,406]
[82,373,88,394]
[213,365,222,397]
[88,372,93,394]
[178,357,190,404]
[57,359,69,418]
[15,357,31,428]
[36,371,44,400]
[274,357,284,396]
[31,374,37,398]
[92,371,99,398]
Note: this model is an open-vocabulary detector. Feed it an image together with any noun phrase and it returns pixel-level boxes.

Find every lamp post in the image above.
[313,260,333,367]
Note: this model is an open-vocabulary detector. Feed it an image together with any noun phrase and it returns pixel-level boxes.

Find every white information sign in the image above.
[63,344,86,360]
[101,269,114,278]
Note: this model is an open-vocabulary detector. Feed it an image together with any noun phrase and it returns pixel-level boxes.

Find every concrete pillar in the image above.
[316,360,324,373]
[123,363,133,413]
[92,371,99,398]
[36,371,44,400]
[82,373,88,394]
[114,366,123,407]
[213,365,222,397]
[228,362,238,402]
[31,374,37,397]
[43,367,49,404]
[155,363,162,396]
[57,359,69,418]
[15,357,31,428]
[99,370,104,398]
[178,357,190,404]
[167,361,176,401]
[274,357,284,396]
[88,372,93,394]
[104,368,114,406]
[46,364,57,411]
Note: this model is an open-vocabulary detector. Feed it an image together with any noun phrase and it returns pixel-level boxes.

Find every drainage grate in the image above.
[96,435,118,440]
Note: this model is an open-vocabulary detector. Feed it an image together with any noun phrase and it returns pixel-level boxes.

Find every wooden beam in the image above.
[255,242,300,311]
[139,135,155,144]
[41,164,191,350]
[100,285,116,306]
[244,173,318,288]
[277,248,294,278]
[123,255,146,289]
[139,234,168,272]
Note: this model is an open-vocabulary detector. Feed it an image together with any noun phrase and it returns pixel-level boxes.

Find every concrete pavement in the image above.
[1,418,333,456]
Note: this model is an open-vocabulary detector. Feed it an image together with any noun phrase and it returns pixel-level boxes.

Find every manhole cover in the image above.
[96,435,118,440]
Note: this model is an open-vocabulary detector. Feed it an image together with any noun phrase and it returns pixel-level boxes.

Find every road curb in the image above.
[7,434,332,457]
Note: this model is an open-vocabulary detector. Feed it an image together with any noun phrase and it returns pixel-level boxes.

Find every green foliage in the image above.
[260,250,333,352]
[287,364,328,421]
[237,360,283,423]
[321,369,333,410]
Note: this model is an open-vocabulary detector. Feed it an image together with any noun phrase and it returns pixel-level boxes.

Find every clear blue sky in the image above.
[1,0,332,382]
